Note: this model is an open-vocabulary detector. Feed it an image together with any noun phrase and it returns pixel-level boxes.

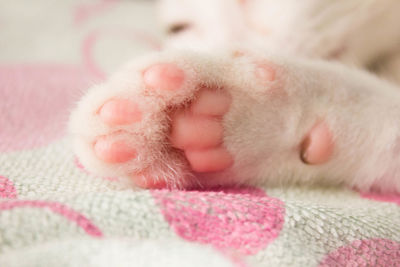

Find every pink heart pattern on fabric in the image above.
[152,187,285,255]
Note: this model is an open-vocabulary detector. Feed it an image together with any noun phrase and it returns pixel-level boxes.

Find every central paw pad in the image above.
[170,88,233,172]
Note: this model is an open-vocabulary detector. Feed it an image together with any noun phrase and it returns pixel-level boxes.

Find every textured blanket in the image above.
[0,1,399,266]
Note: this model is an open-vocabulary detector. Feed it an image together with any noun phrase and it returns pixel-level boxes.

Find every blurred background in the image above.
[0,0,162,152]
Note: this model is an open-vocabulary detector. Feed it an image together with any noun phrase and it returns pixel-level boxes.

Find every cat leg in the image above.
[69,49,400,192]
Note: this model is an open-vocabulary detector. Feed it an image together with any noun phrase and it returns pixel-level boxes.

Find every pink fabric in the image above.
[0,173,102,237]
[0,64,94,152]
[361,192,400,206]
[0,200,103,237]
[152,187,285,255]
[0,0,160,153]
[75,157,88,172]
[319,238,400,266]
[82,28,160,79]
[0,175,17,199]
[74,0,120,25]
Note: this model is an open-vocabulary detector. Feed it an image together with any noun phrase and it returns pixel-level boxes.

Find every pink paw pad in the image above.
[185,147,234,172]
[143,63,185,91]
[169,88,234,174]
[94,137,136,163]
[170,114,224,149]
[301,121,334,165]
[255,63,275,82]
[99,99,141,125]
[190,89,231,116]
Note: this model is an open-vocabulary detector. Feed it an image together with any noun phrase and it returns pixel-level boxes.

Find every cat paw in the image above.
[70,52,234,188]
[69,50,335,189]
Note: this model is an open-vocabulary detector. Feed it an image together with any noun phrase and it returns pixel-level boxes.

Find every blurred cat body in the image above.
[159,0,400,82]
